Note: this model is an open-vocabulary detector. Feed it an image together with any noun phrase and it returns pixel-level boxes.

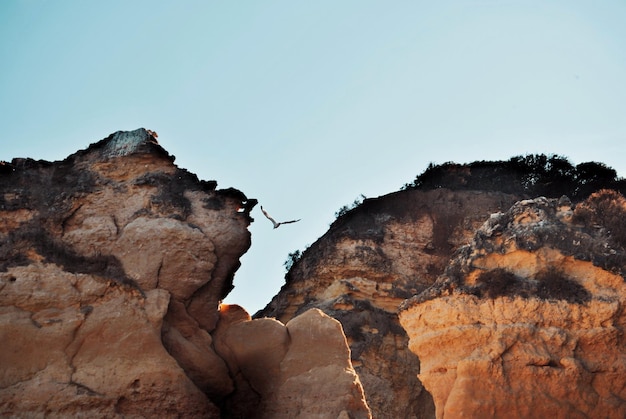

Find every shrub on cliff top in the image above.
[407,154,625,200]
[334,194,366,219]
[284,249,302,271]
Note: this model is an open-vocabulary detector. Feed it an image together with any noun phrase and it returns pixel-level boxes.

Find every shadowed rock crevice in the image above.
[0,222,140,292]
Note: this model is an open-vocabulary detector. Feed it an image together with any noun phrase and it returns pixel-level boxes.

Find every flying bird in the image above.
[260,206,301,229]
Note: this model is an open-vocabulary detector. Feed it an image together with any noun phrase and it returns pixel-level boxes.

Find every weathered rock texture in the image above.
[259,189,524,418]
[0,129,370,418]
[0,129,252,416]
[214,306,371,419]
[4,134,626,418]
[257,156,626,418]
[399,191,626,418]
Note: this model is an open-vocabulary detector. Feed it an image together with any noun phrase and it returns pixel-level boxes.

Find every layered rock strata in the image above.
[399,192,626,418]
[0,129,253,416]
[0,129,370,418]
[259,189,523,418]
[5,130,625,418]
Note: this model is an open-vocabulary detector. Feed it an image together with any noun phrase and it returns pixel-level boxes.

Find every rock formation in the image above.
[258,156,626,418]
[3,131,625,418]
[399,192,626,418]
[214,306,370,419]
[0,129,370,418]
[258,189,524,418]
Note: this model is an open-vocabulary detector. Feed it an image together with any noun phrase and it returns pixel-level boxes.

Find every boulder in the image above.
[215,307,372,419]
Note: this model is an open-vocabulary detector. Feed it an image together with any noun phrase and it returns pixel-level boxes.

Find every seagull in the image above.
[260,206,301,229]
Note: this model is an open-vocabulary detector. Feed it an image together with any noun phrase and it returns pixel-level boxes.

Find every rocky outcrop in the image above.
[0,129,370,418]
[399,192,626,418]
[259,189,524,418]
[4,133,626,418]
[0,274,214,417]
[0,129,253,416]
[214,306,371,419]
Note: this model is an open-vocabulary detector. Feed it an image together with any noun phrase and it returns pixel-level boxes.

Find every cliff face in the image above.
[0,129,370,418]
[0,129,250,416]
[258,189,524,418]
[399,192,626,418]
[3,132,625,418]
[260,177,626,418]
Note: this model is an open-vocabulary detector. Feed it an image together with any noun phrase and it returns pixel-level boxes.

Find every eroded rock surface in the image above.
[399,192,626,418]
[0,129,253,416]
[259,189,523,418]
[0,129,376,418]
[4,136,626,418]
[214,306,371,419]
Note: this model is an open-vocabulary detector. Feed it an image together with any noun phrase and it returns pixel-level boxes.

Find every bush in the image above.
[535,267,590,304]
[334,194,366,219]
[476,268,525,299]
[284,250,302,271]
[475,267,590,304]
[575,162,617,197]
[407,154,624,200]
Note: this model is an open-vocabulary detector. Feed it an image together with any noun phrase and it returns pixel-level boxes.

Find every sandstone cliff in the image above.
[215,305,370,419]
[258,156,626,418]
[0,129,370,418]
[399,191,626,418]
[258,189,524,418]
[3,132,626,418]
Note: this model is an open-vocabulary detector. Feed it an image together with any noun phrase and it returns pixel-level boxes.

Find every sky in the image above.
[2,1,626,314]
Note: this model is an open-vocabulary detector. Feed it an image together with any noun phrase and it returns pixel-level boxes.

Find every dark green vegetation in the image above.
[335,194,366,218]
[404,154,626,200]
[283,250,302,271]
[474,267,591,304]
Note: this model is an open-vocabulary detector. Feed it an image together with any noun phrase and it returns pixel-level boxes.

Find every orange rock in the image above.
[0,129,253,417]
[400,196,626,418]
[215,308,372,419]
[259,189,521,418]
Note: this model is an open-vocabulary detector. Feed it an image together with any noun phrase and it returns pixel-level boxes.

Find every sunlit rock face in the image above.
[4,132,626,418]
[214,306,372,419]
[0,129,374,419]
[258,188,523,419]
[399,193,626,418]
[0,129,254,417]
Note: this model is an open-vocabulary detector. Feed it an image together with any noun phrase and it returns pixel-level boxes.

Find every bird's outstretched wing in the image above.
[260,206,300,229]
[278,219,301,226]
[260,206,279,228]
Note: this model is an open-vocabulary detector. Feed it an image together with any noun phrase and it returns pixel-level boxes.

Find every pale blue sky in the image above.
[2,1,625,313]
